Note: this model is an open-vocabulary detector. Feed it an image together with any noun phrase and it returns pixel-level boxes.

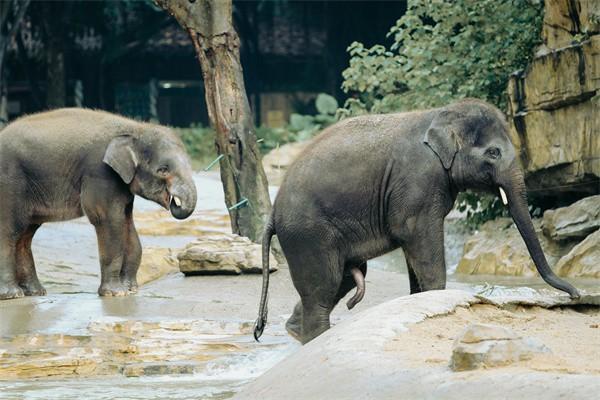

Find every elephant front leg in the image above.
[93,221,129,297]
[402,216,446,294]
[120,218,142,294]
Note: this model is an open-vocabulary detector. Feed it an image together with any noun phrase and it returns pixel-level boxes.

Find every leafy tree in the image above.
[340,0,544,115]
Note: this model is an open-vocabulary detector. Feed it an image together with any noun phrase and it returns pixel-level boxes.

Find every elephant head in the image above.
[103,127,197,220]
[424,98,579,298]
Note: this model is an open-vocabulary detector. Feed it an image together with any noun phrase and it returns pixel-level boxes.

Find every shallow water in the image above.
[0,337,299,400]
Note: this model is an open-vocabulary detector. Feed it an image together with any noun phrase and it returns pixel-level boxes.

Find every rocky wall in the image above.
[507,0,599,204]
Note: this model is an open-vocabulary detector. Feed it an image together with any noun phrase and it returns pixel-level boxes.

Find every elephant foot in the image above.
[285,322,302,342]
[121,277,138,294]
[285,309,302,343]
[0,283,25,300]
[20,280,47,296]
[98,281,129,297]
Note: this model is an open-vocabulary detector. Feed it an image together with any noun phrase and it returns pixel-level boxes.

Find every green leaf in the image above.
[315,93,339,115]
[289,114,315,132]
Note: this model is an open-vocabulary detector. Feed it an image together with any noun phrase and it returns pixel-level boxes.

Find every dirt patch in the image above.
[386,303,600,374]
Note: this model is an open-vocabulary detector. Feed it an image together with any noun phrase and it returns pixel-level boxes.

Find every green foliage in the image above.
[456,192,509,229]
[257,93,338,152]
[340,0,544,114]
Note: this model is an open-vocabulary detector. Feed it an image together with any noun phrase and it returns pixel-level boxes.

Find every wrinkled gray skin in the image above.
[255,99,580,344]
[0,108,197,300]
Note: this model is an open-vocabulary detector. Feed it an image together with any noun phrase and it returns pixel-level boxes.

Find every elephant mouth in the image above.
[159,189,182,210]
[170,195,182,208]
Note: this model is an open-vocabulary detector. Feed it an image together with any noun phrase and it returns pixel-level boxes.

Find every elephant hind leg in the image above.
[299,299,335,344]
[285,301,303,341]
[0,219,28,300]
[284,247,343,344]
[0,236,24,300]
[287,298,337,344]
[16,224,46,296]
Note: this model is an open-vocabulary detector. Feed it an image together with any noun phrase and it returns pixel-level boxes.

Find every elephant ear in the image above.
[423,110,460,170]
[103,135,138,184]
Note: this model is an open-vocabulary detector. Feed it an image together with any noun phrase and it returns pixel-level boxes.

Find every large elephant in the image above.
[254,98,580,344]
[0,108,197,299]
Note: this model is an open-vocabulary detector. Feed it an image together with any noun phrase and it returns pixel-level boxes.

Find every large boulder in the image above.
[556,229,600,278]
[177,233,278,275]
[137,247,179,285]
[449,323,550,371]
[233,290,600,400]
[542,195,600,241]
[456,218,574,276]
[507,1,599,204]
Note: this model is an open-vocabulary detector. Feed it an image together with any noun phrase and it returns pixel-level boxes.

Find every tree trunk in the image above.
[156,0,271,242]
[41,1,67,109]
[45,35,66,109]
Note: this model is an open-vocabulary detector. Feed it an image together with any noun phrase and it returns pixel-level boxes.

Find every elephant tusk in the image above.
[499,187,508,205]
[173,196,182,207]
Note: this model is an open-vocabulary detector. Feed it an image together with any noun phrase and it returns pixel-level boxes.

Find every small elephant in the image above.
[254,98,579,344]
[0,108,197,299]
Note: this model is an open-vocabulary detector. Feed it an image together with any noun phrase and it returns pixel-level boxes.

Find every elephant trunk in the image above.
[169,175,197,220]
[499,166,579,298]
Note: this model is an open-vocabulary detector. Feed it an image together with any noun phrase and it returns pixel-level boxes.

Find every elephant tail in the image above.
[254,213,275,341]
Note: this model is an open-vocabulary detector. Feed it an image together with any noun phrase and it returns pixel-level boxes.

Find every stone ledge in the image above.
[233,290,600,400]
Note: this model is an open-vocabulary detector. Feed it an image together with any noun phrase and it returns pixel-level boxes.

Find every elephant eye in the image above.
[485,147,501,159]
[157,166,169,175]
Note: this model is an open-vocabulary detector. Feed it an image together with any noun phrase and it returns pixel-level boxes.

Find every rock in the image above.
[542,0,600,49]
[543,195,600,241]
[449,323,550,371]
[177,233,278,275]
[512,38,599,111]
[556,229,600,278]
[233,290,600,400]
[137,247,179,285]
[507,99,600,198]
[0,318,252,381]
[262,141,311,184]
[456,218,574,276]
[507,3,599,202]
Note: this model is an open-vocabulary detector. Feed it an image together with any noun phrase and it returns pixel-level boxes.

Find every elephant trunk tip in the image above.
[169,197,195,219]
